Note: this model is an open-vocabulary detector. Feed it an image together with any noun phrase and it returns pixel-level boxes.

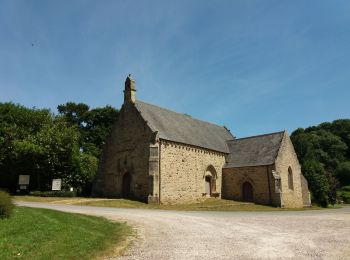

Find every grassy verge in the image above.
[0,207,131,260]
[14,196,336,211]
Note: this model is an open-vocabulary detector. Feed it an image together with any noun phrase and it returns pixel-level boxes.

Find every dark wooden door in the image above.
[242,182,253,202]
[122,172,131,198]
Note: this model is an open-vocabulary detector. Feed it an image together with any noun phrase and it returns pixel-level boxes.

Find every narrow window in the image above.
[124,155,127,165]
[117,159,121,171]
[288,167,294,190]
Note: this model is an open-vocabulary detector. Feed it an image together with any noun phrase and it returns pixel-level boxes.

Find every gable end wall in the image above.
[274,132,304,208]
[92,104,155,201]
[159,140,226,204]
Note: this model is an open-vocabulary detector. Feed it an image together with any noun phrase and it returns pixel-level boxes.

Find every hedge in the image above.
[0,190,14,219]
[29,190,76,197]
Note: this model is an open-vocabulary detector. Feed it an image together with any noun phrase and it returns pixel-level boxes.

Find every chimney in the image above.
[124,74,136,104]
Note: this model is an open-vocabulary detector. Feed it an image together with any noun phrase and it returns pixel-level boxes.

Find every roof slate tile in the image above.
[135,101,234,153]
[224,131,285,168]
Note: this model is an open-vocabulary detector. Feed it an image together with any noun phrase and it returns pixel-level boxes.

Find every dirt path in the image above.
[17,202,350,260]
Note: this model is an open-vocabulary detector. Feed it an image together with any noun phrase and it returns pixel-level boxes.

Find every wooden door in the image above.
[242,182,253,202]
[205,176,211,195]
[122,172,132,198]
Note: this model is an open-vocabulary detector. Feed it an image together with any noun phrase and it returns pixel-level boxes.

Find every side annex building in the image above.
[92,76,311,208]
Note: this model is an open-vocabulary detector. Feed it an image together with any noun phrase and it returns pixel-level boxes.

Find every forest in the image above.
[1,102,349,206]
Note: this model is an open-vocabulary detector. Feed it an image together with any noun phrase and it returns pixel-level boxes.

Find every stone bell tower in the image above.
[124,74,136,104]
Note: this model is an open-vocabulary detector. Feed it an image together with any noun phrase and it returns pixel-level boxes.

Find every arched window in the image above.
[288,167,294,190]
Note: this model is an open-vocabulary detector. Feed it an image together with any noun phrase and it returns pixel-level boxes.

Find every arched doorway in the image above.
[205,176,212,196]
[204,165,218,197]
[242,182,254,202]
[122,172,132,198]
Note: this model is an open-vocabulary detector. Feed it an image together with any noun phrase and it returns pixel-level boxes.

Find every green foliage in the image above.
[302,160,329,207]
[291,129,347,171]
[57,102,119,157]
[341,185,350,192]
[57,102,89,126]
[325,171,338,206]
[339,191,350,204]
[0,102,118,195]
[335,161,350,186]
[291,119,350,206]
[29,190,76,197]
[0,190,14,219]
[0,103,53,191]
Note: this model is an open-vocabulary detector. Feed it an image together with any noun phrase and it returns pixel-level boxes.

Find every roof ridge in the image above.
[229,130,285,142]
[136,100,229,130]
[274,131,286,162]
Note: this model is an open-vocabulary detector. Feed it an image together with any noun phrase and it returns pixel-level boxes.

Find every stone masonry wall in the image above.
[300,174,311,207]
[159,140,226,204]
[274,132,305,208]
[92,103,154,201]
[222,165,275,205]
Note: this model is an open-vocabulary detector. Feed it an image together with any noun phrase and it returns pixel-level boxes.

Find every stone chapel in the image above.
[92,75,311,208]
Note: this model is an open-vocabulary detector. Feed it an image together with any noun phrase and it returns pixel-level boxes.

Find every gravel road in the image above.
[17,202,350,260]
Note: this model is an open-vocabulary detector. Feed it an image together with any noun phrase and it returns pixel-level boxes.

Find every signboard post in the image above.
[52,179,62,191]
[18,175,30,193]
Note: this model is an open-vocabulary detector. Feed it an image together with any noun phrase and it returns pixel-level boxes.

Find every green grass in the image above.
[0,207,131,260]
[13,196,88,203]
[76,198,330,211]
[15,196,334,211]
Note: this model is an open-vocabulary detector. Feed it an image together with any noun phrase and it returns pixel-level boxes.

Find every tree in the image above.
[57,102,119,157]
[0,103,93,193]
[0,103,52,192]
[302,160,329,207]
[325,171,338,206]
[82,106,119,156]
[291,119,350,206]
[71,152,98,195]
[335,161,350,187]
[328,120,350,158]
[57,102,89,127]
[56,102,119,193]
[292,120,350,171]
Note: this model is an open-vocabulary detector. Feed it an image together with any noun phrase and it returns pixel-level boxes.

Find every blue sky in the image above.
[1,1,350,137]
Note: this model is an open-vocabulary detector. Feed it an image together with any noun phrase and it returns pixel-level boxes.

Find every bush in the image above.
[339,191,350,204]
[342,185,350,192]
[29,190,76,197]
[302,160,329,207]
[0,190,14,219]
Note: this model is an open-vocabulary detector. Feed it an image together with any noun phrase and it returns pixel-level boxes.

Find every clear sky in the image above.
[1,1,350,137]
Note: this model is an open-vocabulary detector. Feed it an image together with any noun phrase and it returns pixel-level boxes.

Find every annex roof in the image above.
[224,131,285,168]
[134,101,234,153]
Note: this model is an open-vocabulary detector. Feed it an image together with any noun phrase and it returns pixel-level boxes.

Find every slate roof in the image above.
[134,101,234,153]
[224,131,285,168]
